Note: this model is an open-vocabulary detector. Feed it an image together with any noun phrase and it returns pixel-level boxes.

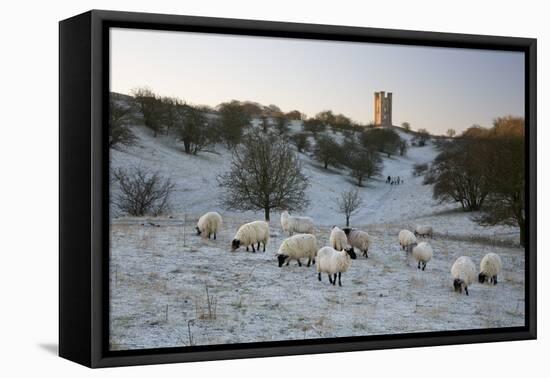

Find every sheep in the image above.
[412,242,433,271]
[342,228,371,258]
[276,234,318,267]
[195,211,223,240]
[479,253,502,285]
[329,226,352,252]
[231,221,269,253]
[451,256,477,295]
[316,246,357,286]
[414,225,433,238]
[280,211,315,236]
[398,229,417,252]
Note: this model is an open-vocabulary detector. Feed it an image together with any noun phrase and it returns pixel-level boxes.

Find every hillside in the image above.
[110,120,519,243]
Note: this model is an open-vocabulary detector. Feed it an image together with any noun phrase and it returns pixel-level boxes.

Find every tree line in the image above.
[423,116,526,245]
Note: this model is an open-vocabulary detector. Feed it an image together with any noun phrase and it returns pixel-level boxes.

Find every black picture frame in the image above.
[59,9,537,368]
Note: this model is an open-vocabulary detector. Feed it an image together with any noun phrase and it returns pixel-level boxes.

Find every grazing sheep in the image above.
[329,226,351,252]
[195,211,223,240]
[343,228,371,258]
[231,221,269,253]
[451,256,477,295]
[412,242,433,271]
[280,211,315,236]
[398,229,417,252]
[316,246,357,286]
[414,225,433,238]
[479,253,502,285]
[276,234,318,267]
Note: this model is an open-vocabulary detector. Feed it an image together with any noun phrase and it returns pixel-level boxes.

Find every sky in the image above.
[110,28,525,135]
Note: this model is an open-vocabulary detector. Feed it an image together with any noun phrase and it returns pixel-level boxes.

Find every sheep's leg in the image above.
[208,233,211,239]
[493,275,498,285]
[297,259,302,267]
[417,261,421,269]
[213,232,216,240]
[257,242,260,250]
[263,242,266,252]
[318,273,322,281]
[307,258,311,267]
[328,274,333,284]
[246,246,249,252]
[338,272,342,287]
[286,260,290,266]
[422,262,427,271]
[465,287,469,296]
[332,274,337,286]
[251,244,256,253]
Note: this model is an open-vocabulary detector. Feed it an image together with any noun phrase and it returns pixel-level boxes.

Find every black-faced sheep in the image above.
[231,221,269,253]
[398,229,417,252]
[451,256,477,295]
[316,246,357,286]
[276,234,318,267]
[412,241,433,270]
[330,226,352,252]
[342,228,371,258]
[479,253,502,285]
[195,211,223,240]
[414,225,433,238]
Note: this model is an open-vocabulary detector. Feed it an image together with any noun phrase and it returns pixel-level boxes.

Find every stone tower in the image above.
[374,91,392,127]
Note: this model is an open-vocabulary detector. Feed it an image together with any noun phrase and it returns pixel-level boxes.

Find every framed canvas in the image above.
[59,10,537,368]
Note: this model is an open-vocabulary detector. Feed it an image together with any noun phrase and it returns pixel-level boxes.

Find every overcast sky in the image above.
[110,28,524,135]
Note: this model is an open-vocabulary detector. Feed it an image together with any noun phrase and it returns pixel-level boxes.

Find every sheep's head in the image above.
[478,273,488,284]
[277,254,289,267]
[453,278,464,293]
[231,239,241,251]
[195,226,202,236]
[342,227,352,236]
[345,247,357,260]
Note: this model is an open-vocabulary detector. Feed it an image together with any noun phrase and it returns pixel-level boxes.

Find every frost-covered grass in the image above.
[109,216,525,350]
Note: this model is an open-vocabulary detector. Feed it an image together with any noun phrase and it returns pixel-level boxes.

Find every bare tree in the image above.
[446,128,456,138]
[218,131,309,221]
[109,96,136,149]
[337,189,363,227]
[112,166,175,216]
[313,134,342,170]
[401,121,411,131]
[273,116,290,135]
[290,132,310,153]
[217,101,251,148]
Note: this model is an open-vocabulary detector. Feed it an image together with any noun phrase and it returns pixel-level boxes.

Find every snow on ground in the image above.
[109,218,525,350]
[109,121,524,350]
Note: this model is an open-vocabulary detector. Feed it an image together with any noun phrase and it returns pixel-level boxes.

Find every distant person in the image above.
[387,175,391,184]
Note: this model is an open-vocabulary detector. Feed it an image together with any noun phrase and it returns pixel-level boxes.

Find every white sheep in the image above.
[231,221,269,253]
[412,242,433,271]
[479,253,502,285]
[330,226,351,251]
[276,234,318,267]
[398,229,417,252]
[316,246,357,286]
[280,211,315,236]
[451,256,477,295]
[414,225,433,238]
[343,228,371,258]
[195,211,223,240]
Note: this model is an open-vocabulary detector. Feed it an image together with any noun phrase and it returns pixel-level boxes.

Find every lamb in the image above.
[479,253,502,285]
[231,221,269,253]
[451,256,477,295]
[398,229,417,252]
[329,226,352,252]
[412,242,433,271]
[195,211,223,240]
[414,225,433,238]
[343,228,371,258]
[280,211,315,236]
[276,234,318,267]
[316,246,357,286]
